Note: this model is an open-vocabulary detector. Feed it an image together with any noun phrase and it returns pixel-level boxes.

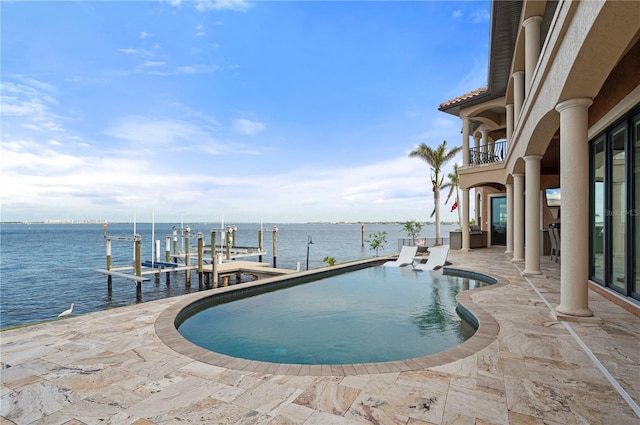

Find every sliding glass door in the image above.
[590,105,640,301]
[490,196,506,246]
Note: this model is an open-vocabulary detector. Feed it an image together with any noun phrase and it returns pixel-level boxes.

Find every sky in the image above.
[1,0,490,224]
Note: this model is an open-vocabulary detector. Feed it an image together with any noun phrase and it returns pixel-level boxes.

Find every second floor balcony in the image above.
[469,140,507,166]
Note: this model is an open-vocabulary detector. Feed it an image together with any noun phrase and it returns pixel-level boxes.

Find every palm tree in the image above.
[409,141,462,244]
[442,163,462,227]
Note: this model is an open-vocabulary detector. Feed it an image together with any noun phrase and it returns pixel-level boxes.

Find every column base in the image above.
[521,269,544,277]
[458,248,471,253]
[504,250,513,255]
[555,304,594,318]
[511,257,524,263]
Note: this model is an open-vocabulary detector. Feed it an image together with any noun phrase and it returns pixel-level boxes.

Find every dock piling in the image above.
[172,227,178,257]
[134,235,142,277]
[197,233,204,289]
[106,238,112,294]
[273,226,278,268]
[225,227,231,260]
[212,254,219,288]
[184,230,191,287]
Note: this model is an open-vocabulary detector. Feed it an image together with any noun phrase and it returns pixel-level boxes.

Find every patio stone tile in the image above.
[0,381,83,425]
[2,248,639,424]
[347,383,447,425]
[232,379,302,416]
[269,402,315,424]
[306,410,369,425]
[293,376,360,416]
[442,384,509,425]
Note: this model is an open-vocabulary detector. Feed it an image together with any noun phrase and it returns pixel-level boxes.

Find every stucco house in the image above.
[439,0,639,316]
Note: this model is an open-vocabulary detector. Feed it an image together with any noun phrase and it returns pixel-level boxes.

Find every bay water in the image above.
[0,222,457,329]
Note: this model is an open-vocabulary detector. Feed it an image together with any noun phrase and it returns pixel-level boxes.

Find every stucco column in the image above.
[506,104,514,141]
[522,155,543,275]
[461,188,470,251]
[462,116,470,166]
[555,98,593,317]
[523,16,543,94]
[481,128,490,158]
[506,182,514,255]
[513,71,525,121]
[512,173,525,262]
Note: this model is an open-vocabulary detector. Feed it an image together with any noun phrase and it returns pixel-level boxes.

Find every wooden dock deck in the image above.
[97,260,296,301]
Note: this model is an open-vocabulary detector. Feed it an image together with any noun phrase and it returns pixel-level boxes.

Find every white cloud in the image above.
[139,61,165,68]
[147,64,219,76]
[452,10,463,19]
[1,82,55,117]
[0,135,457,222]
[118,47,154,58]
[469,8,490,24]
[1,79,66,134]
[194,0,253,12]
[139,31,151,39]
[232,119,265,136]
[104,116,220,149]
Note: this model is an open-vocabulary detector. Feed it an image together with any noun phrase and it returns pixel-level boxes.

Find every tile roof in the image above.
[439,86,488,109]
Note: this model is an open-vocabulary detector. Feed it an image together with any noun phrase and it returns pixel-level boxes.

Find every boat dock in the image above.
[97,226,293,300]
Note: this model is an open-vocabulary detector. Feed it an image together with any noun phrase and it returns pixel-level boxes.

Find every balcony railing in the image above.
[469,140,507,166]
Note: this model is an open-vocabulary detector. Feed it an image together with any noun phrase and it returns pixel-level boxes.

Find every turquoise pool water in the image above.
[177,266,488,365]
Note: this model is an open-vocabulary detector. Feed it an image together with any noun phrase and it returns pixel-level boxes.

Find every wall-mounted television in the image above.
[545,188,561,207]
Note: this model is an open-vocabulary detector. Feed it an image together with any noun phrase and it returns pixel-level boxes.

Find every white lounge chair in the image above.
[413,245,449,271]
[383,246,418,267]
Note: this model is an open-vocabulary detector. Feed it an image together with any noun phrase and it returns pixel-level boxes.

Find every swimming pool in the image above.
[176,265,491,365]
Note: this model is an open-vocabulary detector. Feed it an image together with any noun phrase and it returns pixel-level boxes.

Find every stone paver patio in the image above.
[2,248,639,424]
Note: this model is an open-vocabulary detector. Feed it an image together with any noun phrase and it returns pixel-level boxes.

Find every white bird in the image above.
[58,303,76,317]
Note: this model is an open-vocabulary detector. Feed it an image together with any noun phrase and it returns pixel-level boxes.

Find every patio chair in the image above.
[550,227,560,263]
[413,245,450,271]
[548,228,558,262]
[383,245,418,267]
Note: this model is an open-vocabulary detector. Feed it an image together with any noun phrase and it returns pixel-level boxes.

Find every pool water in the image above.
[177,266,488,365]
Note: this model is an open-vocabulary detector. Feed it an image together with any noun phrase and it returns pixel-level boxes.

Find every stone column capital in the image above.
[523,15,543,27]
[556,97,593,113]
[523,155,543,161]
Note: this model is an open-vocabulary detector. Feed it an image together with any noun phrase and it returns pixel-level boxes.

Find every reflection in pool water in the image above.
[177,266,489,365]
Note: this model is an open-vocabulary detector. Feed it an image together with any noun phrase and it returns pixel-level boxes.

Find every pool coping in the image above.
[154,257,507,376]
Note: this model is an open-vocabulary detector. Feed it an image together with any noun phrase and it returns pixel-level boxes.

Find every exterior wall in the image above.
[589,39,640,128]
[459,1,639,199]
[445,0,639,309]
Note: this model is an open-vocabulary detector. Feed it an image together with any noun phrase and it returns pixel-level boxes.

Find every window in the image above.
[589,105,640,301]
[591,136,605,282]
[634,113,640,297]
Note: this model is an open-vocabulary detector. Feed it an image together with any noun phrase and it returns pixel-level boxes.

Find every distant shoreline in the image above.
[1,220,459,226]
